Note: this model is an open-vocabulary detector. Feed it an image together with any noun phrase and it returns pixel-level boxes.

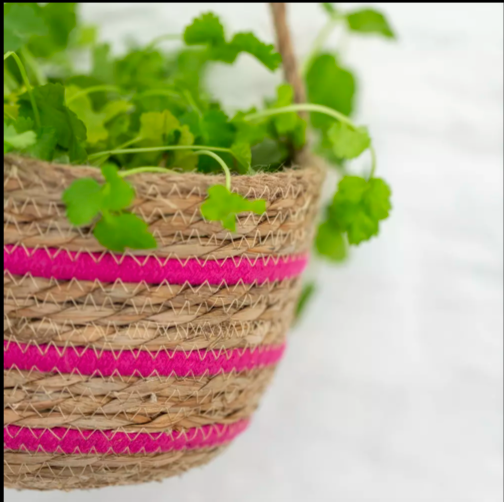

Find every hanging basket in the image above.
[3,153,325,490]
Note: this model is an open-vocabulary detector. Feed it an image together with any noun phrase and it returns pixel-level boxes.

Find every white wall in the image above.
[6,3,503,501]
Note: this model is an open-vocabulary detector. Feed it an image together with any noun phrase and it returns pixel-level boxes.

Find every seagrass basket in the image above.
[3,152,325,490]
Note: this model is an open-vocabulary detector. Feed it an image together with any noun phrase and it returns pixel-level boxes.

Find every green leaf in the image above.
[321,3,338,16]
[306,54,356,128]
[27,2,77,58]
[295,281,317,322]
[4,3,48,52]
[171,124,198,169]
[200,109,236,147]
[230,142,251,173]
[328,122,371,159]
[227,32,282,71]
[65,85,108,144]
[4,123,36,152]
[200,184,266,232]
[184,12,226,46]
[62,178,102,226]
[315,220,347,261]
[139,110,180,143]
[329,175,392,245]
[91,43,114,83]
[93,213,157,252]
[27,127,59,160]
[272,84,297,134]
[346,9,395,38]
[100,164,136,211]
[18,83,87,162]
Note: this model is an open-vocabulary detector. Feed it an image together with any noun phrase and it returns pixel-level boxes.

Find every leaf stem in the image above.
[20,46,47,86]
[301,18,339,75]
[4,51,40,129]
[244,103,355,127]
[145,33,181,51]
[194,150,232,190]
[119,166,175,177]
[89,145,231,161]
[369,145,377,179]
[66,85,122,104]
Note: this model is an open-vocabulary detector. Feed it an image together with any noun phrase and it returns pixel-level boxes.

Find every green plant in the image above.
[4,3,395,296]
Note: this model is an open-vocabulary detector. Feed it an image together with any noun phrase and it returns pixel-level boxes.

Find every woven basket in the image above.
[3,152,325,490]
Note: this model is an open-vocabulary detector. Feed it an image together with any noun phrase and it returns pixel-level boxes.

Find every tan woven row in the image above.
[4,154,325,259]
[4,447,226,490]
[4,272,300,350]
[4,367,276,431]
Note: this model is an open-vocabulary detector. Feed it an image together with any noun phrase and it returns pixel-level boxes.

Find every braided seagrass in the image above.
[3,153,325,490]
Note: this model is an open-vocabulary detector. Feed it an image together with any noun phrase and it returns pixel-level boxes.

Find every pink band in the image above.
[3,341,286,378]
[4,420,249,454]
[3,246,308,285]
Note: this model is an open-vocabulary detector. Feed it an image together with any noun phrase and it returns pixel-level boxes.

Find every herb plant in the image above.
[4,3,394,277]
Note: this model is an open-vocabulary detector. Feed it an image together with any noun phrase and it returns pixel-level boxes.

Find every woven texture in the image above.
[3,153,325,490]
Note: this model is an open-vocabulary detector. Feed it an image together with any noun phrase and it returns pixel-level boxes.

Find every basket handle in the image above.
[269,3,306,108]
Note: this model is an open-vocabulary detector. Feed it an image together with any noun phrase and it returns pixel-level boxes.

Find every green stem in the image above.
[66,85,122,104]
[3,108,17,121]
[194,150,231,190]
[4,51,40,129]
[182,89,202,116]
[301,18,339,75]
[20,46,46,85]
[89,145,231,161]
[244,103,354,127]
[133,89,182,101]
[369,146,377,179]
[91,136,144,166]
[120,166,175,177]
[145,33,181,51]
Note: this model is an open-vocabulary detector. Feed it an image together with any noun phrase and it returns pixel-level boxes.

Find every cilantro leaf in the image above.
[4,122,36,153]
[62,177,102,226]
[27,127,59,160]
[227,32,282,71]
[18,83,87,162]
[305,54,356,129]
[272,84,298,134]
[139,110,180,143]
[184,12,226,46]
[294,281,317,322]
[184,13,281,71]
[171,125,198,169]
[328,122,371,159]
[329,175,392,245]
[27,2,77,58]
[200,109,236,147]
[4,3,48,52]
[230,142,252,174]
[100,164,135,211]
[65,85,108,144]
[93,213,157,252]
[200,184,266,232]
[315,220,347,261]
[345,9,396,39]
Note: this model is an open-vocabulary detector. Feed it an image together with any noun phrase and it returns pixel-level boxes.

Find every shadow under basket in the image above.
[3,153,325,490]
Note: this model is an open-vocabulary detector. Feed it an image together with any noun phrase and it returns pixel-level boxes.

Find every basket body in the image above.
[3,154,325,490]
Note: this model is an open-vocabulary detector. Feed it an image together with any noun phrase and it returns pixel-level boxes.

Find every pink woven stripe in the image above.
[3,341,286,378]
[3,246,308,285]
[4,420,249,455]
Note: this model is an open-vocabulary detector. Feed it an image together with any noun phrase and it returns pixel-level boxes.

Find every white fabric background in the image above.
[5,3,503,501]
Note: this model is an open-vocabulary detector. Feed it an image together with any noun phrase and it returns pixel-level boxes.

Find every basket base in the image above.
[4,446,227,491]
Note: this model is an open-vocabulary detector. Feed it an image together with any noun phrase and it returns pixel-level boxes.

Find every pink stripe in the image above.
[4,420,249,454]
[3,341,285,378]
[3,246,308,285]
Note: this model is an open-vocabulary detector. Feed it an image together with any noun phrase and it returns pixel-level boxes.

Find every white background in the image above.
[5,3,503,501]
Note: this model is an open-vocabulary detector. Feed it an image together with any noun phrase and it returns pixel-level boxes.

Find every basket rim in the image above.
[3,152,323,186]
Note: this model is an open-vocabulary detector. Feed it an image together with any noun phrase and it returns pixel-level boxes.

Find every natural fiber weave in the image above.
[3,153,325,490]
